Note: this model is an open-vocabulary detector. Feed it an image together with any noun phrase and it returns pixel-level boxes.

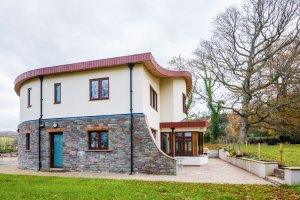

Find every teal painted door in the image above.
[53,134,63,167]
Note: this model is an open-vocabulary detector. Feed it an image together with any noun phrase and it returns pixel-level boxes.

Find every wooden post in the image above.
[258,142,261,160]
[280,143,283,163]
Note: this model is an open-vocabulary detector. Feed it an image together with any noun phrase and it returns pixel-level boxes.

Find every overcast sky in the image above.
[0,0,242,131]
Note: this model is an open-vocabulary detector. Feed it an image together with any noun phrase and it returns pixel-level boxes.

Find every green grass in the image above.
[0,174,299,200]
[226,143,300,167]
[0,136,17,152]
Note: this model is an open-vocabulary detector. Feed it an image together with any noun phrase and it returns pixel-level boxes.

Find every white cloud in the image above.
[0,0,243,130]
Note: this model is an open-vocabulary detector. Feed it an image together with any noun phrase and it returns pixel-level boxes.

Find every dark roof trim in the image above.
[160,121,210,129]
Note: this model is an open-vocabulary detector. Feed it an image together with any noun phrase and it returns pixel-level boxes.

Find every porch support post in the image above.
[171,128,175,157]
[201,132,204,154]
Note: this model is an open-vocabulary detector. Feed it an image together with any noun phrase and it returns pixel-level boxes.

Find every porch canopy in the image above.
[160,120,210,157]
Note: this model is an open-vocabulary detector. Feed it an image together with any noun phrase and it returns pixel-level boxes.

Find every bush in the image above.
[267,139,278,145]
[204,132,211,143]
[248,136,279,144]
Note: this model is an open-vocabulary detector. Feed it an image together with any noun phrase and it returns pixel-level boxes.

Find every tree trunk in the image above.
[239,92,250,143]
[239,115,249,143]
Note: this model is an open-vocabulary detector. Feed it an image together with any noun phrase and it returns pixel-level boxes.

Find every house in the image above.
[14,53,210,174]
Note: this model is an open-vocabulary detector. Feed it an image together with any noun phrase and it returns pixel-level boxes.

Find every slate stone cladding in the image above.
[18,114,176,175]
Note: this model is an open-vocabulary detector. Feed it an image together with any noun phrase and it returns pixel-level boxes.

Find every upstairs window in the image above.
[150,86,157,110]
[183,93,187,114]
[54,83,61,104]
[88,131,109,150]
[90,78,109,100]
[25,133,30,150]
[27,88,32,107]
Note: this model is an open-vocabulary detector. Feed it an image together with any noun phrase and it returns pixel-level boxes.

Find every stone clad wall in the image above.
[18,114,176,174]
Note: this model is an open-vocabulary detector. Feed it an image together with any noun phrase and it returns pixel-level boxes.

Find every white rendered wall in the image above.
[19,78,40,122]
[19,64,144,123]
[160,78,187,123]
[141,67,160,144]
[160,78,174,122]
[172,78,187,122]
[19,63,188,142]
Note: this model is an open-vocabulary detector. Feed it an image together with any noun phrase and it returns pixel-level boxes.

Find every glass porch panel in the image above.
[161,133,170,155]
[175,139,184,155]
[185,139,192,155]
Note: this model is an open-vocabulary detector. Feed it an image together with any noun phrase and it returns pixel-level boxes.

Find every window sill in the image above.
[85,149,112,152]
[53,102,61,104]
[89,98,109,101]
[27,106,32,108]
[25,150,31,152]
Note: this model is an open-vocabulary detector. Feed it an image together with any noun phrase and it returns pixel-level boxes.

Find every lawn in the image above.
[0,174,299,200]
[225,143,300,167]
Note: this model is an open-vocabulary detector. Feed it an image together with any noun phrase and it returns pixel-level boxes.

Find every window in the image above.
[175,132,192,156]
[27,88,32,107]
[54,83,61,104]
[25,133,30,150]
[88,131,109,150]
[150,86,157,110]
[183,93,187,113]
[161,132,171,155]
[90,78,109,100]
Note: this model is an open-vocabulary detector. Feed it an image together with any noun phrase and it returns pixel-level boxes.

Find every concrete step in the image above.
[49,168,66,172]
[265,176,284,186]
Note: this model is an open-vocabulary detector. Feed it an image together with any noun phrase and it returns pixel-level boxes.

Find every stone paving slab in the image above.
[0,158,271,184]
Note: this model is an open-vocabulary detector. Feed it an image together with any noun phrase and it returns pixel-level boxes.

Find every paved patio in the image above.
[0,158,271,184]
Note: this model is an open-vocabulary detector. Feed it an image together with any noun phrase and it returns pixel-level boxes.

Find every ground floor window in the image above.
[88,131,108,150]
[175,132,192,156]
[161,132,170,155]
[25,133,30,150]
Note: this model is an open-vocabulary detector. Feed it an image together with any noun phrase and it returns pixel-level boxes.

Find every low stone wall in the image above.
[219,149,278,178]
[18,113,176,174]
[284,167,300,185]
[274,168,285,180]
[208,150,219,158]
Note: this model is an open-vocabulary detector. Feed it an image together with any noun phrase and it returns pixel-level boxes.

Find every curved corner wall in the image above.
[18,114,176,174]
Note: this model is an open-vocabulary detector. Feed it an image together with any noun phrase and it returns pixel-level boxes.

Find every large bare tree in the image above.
[195,0,300,142]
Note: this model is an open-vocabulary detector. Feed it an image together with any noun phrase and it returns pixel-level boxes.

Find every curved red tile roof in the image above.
[14,52,192,96]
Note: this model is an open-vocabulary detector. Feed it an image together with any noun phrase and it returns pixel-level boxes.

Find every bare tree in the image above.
[195,0,300,142]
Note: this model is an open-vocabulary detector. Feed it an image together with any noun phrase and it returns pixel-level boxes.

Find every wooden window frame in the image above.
[88,131,109,150]
[89,78,109,101]
[27,88,32,107]
[175,132,192,156]
[183,93,187,114]
[25,133,30,151]
[150,86,158,111]
[54,83,61,104]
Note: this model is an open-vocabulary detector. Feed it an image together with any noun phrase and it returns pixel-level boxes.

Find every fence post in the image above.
[258,142,261,160]
[280,143,283,163]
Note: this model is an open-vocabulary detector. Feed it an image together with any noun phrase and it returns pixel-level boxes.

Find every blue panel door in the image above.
[53,134,63,167]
